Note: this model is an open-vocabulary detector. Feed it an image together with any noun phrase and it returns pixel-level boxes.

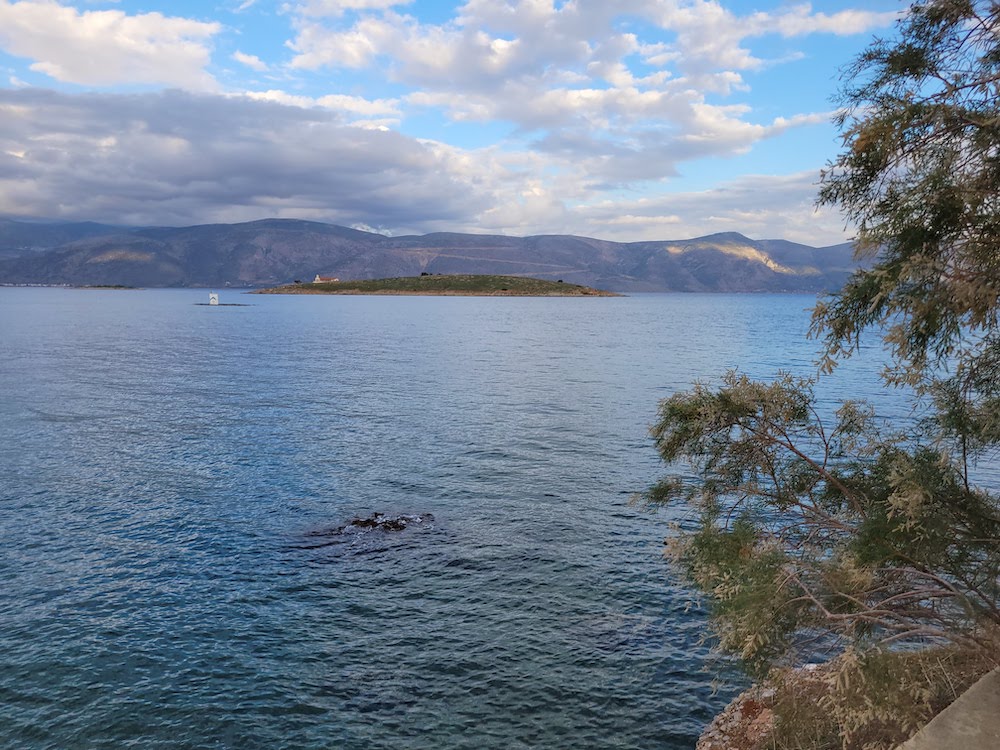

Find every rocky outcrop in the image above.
[292,513,435,551]
[344,513,434,532]
[697,664,830,750]
[696,684,777,750]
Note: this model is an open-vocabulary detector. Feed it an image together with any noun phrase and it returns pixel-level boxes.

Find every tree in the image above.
[649,0,1000,676]
[815,0,1000,382]
[649,372,1000,671]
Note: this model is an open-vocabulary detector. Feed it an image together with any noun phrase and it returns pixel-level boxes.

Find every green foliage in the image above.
[260,274,616,296]
[643,8,1000,749]
[815,0,1000,382]
[648,2,1000,681]
[769,644,998,750]
[650,373,1000,672]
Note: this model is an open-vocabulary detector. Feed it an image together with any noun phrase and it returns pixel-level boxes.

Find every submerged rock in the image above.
[345,513,434,532]
[301,512,434,542]
[292,512,435,552]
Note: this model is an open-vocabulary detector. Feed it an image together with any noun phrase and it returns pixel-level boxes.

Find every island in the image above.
[73,284,139,290]
[253,274,621,297]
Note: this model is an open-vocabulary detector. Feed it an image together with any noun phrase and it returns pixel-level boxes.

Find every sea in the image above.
[0,288,899,749]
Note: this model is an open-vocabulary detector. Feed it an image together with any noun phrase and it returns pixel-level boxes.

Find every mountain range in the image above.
[0,218,857,292]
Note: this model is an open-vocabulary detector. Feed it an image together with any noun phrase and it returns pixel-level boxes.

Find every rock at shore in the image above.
[697,684,777,750]
[697,665,831,750]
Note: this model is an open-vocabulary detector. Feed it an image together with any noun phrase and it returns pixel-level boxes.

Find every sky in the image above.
[0,0,903,245]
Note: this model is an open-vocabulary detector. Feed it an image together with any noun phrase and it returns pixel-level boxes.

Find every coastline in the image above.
[253,274,621,297]
[253,287,620,297]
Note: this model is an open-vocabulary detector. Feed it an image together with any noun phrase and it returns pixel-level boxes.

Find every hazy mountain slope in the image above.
[0,220,124,260]
[0,218,858,292]
[758,238,857,271]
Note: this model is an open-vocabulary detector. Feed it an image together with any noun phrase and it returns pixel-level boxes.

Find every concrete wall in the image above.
[897,668,1000,750]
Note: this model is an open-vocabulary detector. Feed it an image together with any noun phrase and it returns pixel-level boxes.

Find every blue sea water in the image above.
[0,288,893,749]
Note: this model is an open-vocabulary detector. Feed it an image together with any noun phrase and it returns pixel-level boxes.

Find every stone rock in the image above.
[696,684,776,750]
[697,664,833,750]
[345,513,434,532]
[296,512,435,550]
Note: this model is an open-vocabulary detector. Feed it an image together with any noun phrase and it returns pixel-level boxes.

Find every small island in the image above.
[73,284,139,290]
[254,274,620,297]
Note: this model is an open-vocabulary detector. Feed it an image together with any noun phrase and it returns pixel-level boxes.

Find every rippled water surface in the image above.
[1,288,892,749]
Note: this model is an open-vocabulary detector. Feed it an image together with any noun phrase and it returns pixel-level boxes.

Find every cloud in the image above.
[0,0,220,89]
[0,88,497,229]
[232,50,269,72]
[0,86,853,245]
[294,0,412,17]
[645,2,899,74]
[761,6,901,37]
[572,171,850,246]
[240,88,401,122]
[287,15,392,70]
[286,0,894,184]
[289,2,896,83]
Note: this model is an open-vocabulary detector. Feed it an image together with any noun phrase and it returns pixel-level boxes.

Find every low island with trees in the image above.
[254,273,620,297]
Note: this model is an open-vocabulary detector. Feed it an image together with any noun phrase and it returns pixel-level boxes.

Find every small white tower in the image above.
[209,292,219,306]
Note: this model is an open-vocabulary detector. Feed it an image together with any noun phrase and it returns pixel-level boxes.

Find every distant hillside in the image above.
[0,220,123,260]
[0,218,858,292]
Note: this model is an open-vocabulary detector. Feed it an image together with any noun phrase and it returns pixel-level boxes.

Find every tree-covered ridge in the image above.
[256,274,619,296]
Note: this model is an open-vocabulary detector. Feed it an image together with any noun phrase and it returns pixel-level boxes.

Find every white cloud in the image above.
[288,1,896,82]
[240,88,401,122]
[761,6,901,37]
[350,222,393,234]
[645,1,899,74]
[603,214,683,227]
[0,1,889,246]
[0,89,494,229]
[285,0,894,185]
[0,88,854,245]
[572,171,850,246]
[232,50,269,72]
[0,1,220,89]
[294,0,411,17]
[288,16,388,69]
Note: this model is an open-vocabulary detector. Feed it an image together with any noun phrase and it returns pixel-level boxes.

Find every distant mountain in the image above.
[0,219,123,260]
[0,218,858,292]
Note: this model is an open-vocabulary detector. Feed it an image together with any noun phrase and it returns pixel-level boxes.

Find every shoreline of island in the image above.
[253,274,622,297]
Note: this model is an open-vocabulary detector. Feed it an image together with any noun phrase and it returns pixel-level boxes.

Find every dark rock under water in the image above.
[343,512,434,532]
[294,513,436,550]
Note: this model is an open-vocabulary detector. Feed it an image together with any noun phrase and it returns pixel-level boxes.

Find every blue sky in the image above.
[0,0,902,244]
